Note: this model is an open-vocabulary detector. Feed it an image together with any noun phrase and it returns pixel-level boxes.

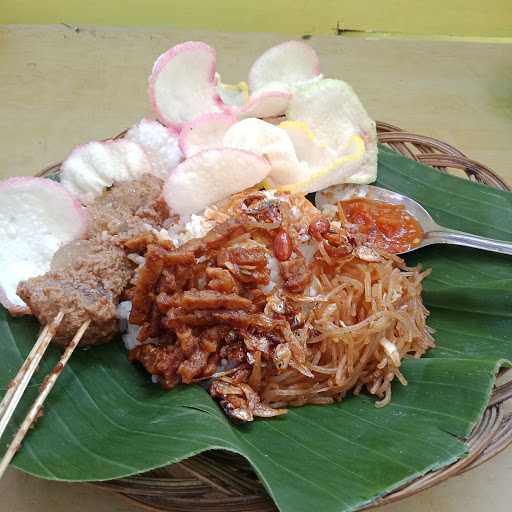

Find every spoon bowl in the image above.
[315,184,512,256]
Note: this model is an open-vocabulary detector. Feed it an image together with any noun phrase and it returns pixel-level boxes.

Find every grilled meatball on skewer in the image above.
[17,175,170,346]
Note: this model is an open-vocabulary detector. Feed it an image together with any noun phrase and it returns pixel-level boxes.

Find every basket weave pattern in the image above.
[41,123,512,511]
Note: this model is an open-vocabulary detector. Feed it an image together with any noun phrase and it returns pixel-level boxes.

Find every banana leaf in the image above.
[1,147,511,512]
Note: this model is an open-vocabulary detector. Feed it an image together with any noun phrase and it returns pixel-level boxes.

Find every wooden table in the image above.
[1,25,511,512]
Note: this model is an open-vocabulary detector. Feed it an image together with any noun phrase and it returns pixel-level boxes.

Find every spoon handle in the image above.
[424,228,512,256]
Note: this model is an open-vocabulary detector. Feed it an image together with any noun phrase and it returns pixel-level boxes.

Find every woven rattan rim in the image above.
[39,122,512,511]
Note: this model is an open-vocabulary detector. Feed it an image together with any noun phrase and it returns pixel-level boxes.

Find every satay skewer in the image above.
[0,317,90,479]
[0,312,64,439]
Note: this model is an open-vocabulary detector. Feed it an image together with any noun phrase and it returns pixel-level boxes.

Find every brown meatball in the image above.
[17,241,132,347]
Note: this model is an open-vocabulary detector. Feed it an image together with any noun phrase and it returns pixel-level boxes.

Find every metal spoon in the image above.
[315,184,512,256]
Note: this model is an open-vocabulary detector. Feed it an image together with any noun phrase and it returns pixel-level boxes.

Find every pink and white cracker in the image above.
[148,42,224,129]
[0,177,87,314]
[285,79,378,185]
[179,113,237,158]
[223,118,302,186]
[235,87,292,119]
[126,118,183,179]
[248,40,321,92]
[60,140,153,203]
[162,148,271,216]
[287,78,376,149]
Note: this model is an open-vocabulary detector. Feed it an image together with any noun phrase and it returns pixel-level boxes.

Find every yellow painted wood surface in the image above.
[0,24,511,512]
[2,0,512,38]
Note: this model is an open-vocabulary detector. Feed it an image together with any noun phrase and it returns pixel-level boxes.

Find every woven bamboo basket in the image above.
[39,122,512,511]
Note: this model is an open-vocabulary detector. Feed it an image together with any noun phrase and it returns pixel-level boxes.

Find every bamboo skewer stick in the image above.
[0,318,90,479]
[0,311,64,440]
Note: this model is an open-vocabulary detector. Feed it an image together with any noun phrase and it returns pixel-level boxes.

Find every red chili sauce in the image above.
[341,198,423,254]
